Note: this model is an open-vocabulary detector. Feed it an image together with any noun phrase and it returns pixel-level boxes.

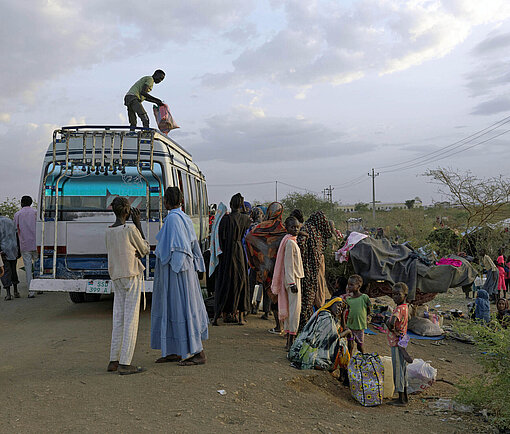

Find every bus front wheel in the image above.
[69,292,85,303]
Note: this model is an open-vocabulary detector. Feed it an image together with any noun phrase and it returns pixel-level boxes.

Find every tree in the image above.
[405,199,415,209]
[0,197,20,219]
[354,202,369,212]
[281,192,330,217]
[425,167,510,253]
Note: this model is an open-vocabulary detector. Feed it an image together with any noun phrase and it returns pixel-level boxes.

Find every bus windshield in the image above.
[43,163,164,221]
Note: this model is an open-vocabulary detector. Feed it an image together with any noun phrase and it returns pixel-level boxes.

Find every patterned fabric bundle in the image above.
[245,202,286,295]
[297,211,333,330]
[348,353,384,407]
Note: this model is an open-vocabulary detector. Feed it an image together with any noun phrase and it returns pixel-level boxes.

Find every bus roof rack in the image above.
[61,125,155,131]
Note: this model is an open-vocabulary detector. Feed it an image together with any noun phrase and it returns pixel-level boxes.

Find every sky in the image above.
[2,0,510,207]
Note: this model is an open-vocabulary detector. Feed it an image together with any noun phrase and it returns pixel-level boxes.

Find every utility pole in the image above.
[368,168,379,222]
[323,185,334,203]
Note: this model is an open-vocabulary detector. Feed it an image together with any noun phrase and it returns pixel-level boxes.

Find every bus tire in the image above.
[69,292,85,303]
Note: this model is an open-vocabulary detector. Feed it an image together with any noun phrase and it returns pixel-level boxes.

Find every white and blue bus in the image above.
[31,126,209,303]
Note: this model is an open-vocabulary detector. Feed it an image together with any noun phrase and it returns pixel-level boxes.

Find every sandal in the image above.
[118,365,146,375]
[107,361,119,372]
[14,291,20,298]
[178,358,206,366]
[155,355,181,363]
[4,295,13,301]
[268,328,281,335]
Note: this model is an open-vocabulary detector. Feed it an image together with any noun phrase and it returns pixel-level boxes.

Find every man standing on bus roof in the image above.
[124,69,165,129]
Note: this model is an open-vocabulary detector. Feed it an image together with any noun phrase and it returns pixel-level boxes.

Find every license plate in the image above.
[86,280,111,294]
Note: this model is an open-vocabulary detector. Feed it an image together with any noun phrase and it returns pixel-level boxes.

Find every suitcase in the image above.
[348,352,384,406]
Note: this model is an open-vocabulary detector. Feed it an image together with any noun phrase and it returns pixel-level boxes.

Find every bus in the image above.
[30,126,209,303]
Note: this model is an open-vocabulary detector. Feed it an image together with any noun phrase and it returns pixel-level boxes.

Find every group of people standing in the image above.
[208,195,412,406]
[0,196,39,300]
[105,187,208,375]
[482,251,509,301]
[209,194,339,344]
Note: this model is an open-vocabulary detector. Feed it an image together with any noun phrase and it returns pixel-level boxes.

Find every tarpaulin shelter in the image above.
[344,235,476,303]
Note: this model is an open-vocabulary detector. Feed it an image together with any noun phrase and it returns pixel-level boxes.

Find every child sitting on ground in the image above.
[474,289,491,324]
[345,274,371,354]
[105,197,150,375]
[271,216,304,350]
[496,298,510,328]
[386,282,410,406]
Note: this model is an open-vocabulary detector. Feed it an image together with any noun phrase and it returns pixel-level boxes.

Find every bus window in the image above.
[42,162,164,221]
[177,169,191,215]
[202,182,209,216]
[189,175,199,216]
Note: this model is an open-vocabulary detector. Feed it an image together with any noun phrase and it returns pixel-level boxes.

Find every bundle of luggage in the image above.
[348,353,385,406]
[153,104,179,134]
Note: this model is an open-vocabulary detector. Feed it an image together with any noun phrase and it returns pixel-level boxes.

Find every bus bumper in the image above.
[29,278,154,293]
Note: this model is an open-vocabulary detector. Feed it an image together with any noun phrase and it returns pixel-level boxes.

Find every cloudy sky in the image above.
[2,0,510,207]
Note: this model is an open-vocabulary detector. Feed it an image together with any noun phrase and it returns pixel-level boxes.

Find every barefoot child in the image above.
[386,282,410,406]
[345,274,371,354]
[105,197,150,375]
[272,216,305,350]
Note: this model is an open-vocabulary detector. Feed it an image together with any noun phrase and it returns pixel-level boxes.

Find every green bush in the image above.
[453,319,510,430]
[0,197,20,219]
[426,228,461,257]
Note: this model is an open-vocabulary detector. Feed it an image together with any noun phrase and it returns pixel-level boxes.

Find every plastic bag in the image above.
[407,358,437,394]
[153,104,179,134]
[348,353,384,406]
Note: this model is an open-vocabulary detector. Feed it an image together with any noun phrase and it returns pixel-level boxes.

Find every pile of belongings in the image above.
[335,233,476,303]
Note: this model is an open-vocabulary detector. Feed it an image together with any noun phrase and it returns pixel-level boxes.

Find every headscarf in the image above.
[230,193,243,210]
[244,201,252,213]
[265,202,283,221]
[208,202,227,277]
[245,202,286,293]
[297,211,334,330]
[317,297,343,314]
[498,298,510,312]
[301,297,344,337]
[155,208,195,272]
[250,207,264,228]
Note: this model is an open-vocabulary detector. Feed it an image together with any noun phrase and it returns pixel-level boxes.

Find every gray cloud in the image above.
[190,106,374,164]
[201,0,510,89]
[222,23,258,44]
[1,0,257,108]
[465,30,510,102]
[472,31,510,55]
[471,95,510,115]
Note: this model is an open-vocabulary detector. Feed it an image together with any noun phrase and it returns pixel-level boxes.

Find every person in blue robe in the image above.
[151,187,209,366]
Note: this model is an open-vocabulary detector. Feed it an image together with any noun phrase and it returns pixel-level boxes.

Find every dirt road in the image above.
[0,277,490,433]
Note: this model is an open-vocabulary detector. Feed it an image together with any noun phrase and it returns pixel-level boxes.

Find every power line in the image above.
[208,181,275,187]
[335,177,370,189]
[332,174,366,188]
[278,181,320,194]
[376,115,510,173]
[380,128,510,174]
[208,179,320,194]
